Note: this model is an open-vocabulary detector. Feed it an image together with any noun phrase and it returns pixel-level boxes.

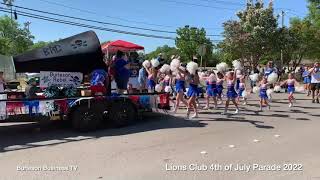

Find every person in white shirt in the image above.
[309,62,320,103]
[0,72,6,93]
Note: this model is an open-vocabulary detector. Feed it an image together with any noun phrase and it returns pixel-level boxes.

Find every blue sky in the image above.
[1,0,309,52]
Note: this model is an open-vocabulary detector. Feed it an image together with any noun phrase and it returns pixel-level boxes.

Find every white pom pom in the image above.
[267,73,278,84]
[249,73,259,82]
[160,64,170,73]
[253,86,260,94]
[232,60,242,70]
[151,58,160,68]
[295,86,305,93]
[155,84,163,92]
[142,60,151,69]
[164,86,173,93]
[216,62,228,72]
[242,91,248,98]
[274,85,281,92]
[186,61,199,75]
[208,73,216,82]
[170,59,180,72]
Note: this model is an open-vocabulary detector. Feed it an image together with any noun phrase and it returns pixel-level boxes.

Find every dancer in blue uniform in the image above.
[280,73,300,108]
[216,72,225,105]
[258,77,271,111]
[222,69,240,115]
[186,70,200,118]
[146,66,158,93]
[172,67,188,113]
[237,76,248,105]
[203,72,218,110]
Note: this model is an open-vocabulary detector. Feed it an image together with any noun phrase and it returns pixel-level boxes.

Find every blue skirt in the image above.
[259,90,268,99]
[217,85,223,95]
[303,77,311,84]
[187,84,199,97]
[207,86,217,97]
[238,89,245,97]
[175,80,185,93]
[288,86,295,93]
[147,79,156,89]
[227,89,238,99]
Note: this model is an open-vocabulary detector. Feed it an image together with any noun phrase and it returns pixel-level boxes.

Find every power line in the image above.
[3,3,177,34]
[198,0,245,6]
[159,0,238,11]
[36,0,180,29]
[0,7,223,43]
[0,7,175,40]
[1,2,223,37]
[33,0,227,31]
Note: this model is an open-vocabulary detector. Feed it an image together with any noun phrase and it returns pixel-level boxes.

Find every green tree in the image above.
[219,0,278,66]
[29,41,51,50]
[0,15,34,55]
[175,25,213,64]
[146,45,179,63]
[308,0,320,28]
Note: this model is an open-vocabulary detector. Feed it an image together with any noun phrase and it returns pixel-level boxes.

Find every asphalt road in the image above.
[0,92,320,180]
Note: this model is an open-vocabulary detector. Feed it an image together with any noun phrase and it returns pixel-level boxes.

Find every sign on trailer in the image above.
[40,71,83,88]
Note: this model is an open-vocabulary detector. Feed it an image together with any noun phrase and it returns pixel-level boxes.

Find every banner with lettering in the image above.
[40,71,83,88]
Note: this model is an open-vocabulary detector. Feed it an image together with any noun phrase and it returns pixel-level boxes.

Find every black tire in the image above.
[108,100,137,128]
[71,103,103,132]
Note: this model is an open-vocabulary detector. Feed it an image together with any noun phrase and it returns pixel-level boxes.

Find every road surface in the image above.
[0,92,319,180]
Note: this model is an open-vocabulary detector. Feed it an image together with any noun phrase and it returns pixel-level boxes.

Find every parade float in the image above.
[101,40,145,90]
[0,31,169,132]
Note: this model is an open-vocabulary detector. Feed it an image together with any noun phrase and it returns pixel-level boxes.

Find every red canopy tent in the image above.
[101,40,144,54]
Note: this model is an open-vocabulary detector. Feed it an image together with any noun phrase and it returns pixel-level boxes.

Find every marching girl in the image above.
[146,66,158,93]
[203,72,218,110]
[172,67,188,113]
[216,72,225,104]
[186,70,200,118]
[302,66,311,96]
[237,76,248,105]
[280,73,300,108]
[222,69,240,115]
[258,77,271,111]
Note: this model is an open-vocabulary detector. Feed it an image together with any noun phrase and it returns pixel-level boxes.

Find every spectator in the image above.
[0,71,6,93]
[114,51,130,94]
[25,78,39,98]
[138,65,147,93]
[309,62,320,103]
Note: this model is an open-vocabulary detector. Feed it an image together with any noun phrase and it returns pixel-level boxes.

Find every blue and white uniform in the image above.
[217,79,224,96]
[287,79,295,94]
[226,80,238,99]
[187,83,199,97]
[206,80,217,97]
[259,83,268,99]
[147,74,156,90]
[175,80,185,93]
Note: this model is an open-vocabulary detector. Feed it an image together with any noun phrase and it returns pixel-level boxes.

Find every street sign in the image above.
[197,45,207,57]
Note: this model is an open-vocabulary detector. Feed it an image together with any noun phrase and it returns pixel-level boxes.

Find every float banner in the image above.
[40,71,83,88]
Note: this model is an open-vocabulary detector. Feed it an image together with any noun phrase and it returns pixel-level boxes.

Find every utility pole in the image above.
[24,21,31,31]
[280,10,285,69]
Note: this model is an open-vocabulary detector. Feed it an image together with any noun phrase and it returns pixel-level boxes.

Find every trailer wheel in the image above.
[108,100,137,128]
[71,104,103,132]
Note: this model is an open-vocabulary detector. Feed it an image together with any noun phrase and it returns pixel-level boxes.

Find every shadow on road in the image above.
[201,117,275,129]
[0,113,207,153]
